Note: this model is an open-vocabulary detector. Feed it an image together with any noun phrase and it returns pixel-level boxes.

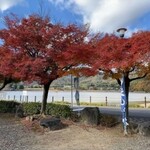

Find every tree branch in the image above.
[130,73,147,82]
[116,79,121,86]
[0,77,12,90]
[129,66,135,73]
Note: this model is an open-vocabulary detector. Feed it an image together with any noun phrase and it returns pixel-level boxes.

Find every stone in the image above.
[129,120,150,136]
[129,121,139,134]
[40,117,61,130]
[138,122,150,136]
[15,104,24,118]
[80,107,100,126]
[26,116,34,121]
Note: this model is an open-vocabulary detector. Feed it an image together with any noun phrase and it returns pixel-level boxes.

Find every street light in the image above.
[116,28,127,38]
[117,27,128,135]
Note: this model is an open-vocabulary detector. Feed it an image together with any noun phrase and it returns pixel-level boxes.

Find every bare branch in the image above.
[116,79,121,86]
[0,77,12,90]
[130,73,147,82]
[129,66,135,72]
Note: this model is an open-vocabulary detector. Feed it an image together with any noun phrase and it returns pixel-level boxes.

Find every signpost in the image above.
[74,77,80,105]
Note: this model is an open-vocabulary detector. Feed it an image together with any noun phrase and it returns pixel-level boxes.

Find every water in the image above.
[0,90,149,104]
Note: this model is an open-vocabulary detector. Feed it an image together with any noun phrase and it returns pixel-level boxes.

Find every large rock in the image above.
[129,121,139,134]
[40,117,61,130]
[80,107,100,126]
[138,122,150,136]
[129,120,150,136]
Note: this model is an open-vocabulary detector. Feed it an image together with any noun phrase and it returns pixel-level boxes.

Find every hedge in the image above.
[46,103,71,118]
[0,101,72,118]
[0,100,20,113]
[22,102,41,115]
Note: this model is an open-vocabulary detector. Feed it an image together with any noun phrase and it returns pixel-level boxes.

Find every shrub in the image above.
[46,103,71,118]
[23,102,41,115]
[22,102,71,118]
[0,100,20,113]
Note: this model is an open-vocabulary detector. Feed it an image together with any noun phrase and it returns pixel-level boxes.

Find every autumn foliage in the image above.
[0,14,95,113]
[92,32,150,79]
[0,13,150,114]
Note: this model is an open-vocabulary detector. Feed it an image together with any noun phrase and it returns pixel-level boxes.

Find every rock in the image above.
[15,105,24,118]
[26,116,33,121]
[80,107,100,126]
[129,120,150,136]
[129,121,139,134]
[138,122,150,136]
[40,117,61,130]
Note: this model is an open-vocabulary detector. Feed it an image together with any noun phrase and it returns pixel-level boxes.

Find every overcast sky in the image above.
[1,0,150,35]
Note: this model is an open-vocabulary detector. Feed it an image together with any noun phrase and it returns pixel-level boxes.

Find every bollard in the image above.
[14,95,15,100]
[52,96,54,103]
[8,95,10,100]
[144,97,147,108]
[89,96,92,104]
[20,95,22,102]
[34,96,36,103]
[105,96,108,106]
[26,96,28,103]
[62,97,64,102]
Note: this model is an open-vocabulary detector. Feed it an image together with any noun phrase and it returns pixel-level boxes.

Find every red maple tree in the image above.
[0,45,17,90]
[0,14,95,113]
[92,32,150,121]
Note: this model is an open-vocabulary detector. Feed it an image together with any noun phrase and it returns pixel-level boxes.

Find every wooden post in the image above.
[26,96,28,103]
[90,96,91,104]
[52,96,54,103]
[20,95,22,102]
[105,96,108,106]
[144,97,147,108]
[34,96,36,103]
[62,96,64,102]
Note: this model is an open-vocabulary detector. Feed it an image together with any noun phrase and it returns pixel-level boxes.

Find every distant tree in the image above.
[0,14,95,114]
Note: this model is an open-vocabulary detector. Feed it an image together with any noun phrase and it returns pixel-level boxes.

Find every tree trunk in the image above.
[124,74,130,123]
[41,81,52,114]
[120,73,130,135]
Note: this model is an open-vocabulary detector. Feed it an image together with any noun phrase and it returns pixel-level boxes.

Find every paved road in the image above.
[72,106,150,120]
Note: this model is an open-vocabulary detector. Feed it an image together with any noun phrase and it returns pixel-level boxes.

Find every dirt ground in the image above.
[0,114,150,150]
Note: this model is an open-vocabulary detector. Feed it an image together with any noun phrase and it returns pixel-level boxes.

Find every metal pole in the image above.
[71,75,73,107]
[117,28,128,135]
[74,77,80,106]
[121,75,128,135]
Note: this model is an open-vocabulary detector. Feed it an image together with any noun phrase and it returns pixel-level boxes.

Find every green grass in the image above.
[80,102,106,107]
[129,103,144,108]
[53,101,70,105]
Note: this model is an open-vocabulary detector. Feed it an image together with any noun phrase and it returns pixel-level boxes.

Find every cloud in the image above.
[49,0,150,33]
[0,0,24,12]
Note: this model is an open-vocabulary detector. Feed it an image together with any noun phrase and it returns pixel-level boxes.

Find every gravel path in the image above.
[0,114,150,150]
[0,114,35,150]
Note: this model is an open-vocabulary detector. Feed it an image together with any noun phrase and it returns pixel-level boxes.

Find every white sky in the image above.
[0,0,23,12]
